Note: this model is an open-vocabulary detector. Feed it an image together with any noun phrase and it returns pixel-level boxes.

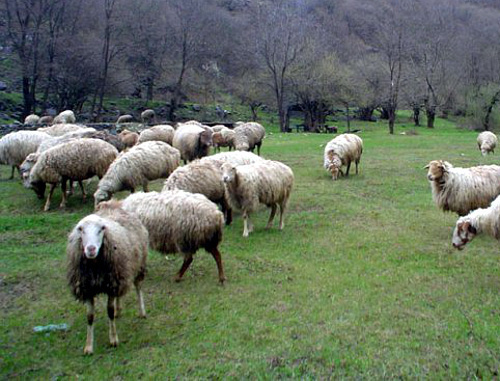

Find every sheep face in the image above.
[94,189,111,207]
[221,163,237,183]
[76,217,107,259]
[20,153,38,187]
[425,160,447,182]
[327,155,342,180]
[200,128,213,147]
[452,219,477,250]
[30,180,46,199]
[235,141,250,151]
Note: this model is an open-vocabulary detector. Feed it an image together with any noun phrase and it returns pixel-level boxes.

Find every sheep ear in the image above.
[423,164,430,169]
[468,224,477,234]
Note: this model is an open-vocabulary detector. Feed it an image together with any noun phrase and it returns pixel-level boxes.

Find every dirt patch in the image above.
[0,275,37,311]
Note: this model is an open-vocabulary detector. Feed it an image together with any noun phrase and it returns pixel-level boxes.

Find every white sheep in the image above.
[172,123,213,163]
[24,114,40,126]
[37,123,86,137]
[67,202,148,354]
[477,131,497,156]
[323,133,363,180]
[120,190,226,284]
[221,159,294,237]
[118,129,139,148]
[116,114,134,124]
[53,110,76,124]
[452,195,500,250]
[162,160,232,224]
[137,125,175,145]
[200,150,265,169]
[141,109,155,124]
[232,122,265,155]
[0,130,52,179]
[94,141,180,206]
[425,160,500,216]
[28,138,118,211]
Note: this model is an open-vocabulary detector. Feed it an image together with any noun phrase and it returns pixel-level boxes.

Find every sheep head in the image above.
[221,163,237,184]
[75,215,107,259]
[20,153,39,188]
[452,218,477,250]
[94,189,111,208]
[326,153,342,180]
[199,127,213,147]
[425,160,452,182]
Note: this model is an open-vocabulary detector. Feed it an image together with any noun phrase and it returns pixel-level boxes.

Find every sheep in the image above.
[88,130,125,152]
[232,122,265,155]
[211,124,227,133]
[118,129,139,148]
[451,195,500,250]
[425,160,500,216]
[221,159,294,237]
[141,109,155,124]
[212,127,235,153]
[0,130,52,179]
[172,123,213,164]
[200,150,265,169]
[37,123,86,137]
[323,133,363,180]
[137,125,175,145]
[162,160,232,224]
[120,190,226,284]
[53,110,76,124]
[67,202,148,355]
[38,116,53,125]
[116,114,134,124]
[24,114,40,126]
[28,138,118,211]
[477,131,497,156]
[94,141,180,206]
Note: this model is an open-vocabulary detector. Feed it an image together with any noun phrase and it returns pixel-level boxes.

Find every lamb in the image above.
[118,129,139,148]
[162,160,232,224]
[28,138,118,211]
[37,123,86,137]
[116,114,134,124]
[323,133,363,180]
[172,123,213,163]
[67,202,148,355]
[120,190,226,284]
[53,110,76,124]
[212,127,235,153]
[425,160,500,216]
[0,130,51,179]
[137,125,175,145]
[232,122,266,155]
[451,195,500,250]
[94,141,180,206]
[477,131,497,156]
[24,114,40,126]
[221,159,294,237]
[141,109,155,124]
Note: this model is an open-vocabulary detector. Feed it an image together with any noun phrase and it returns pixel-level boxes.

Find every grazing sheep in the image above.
[162,160,232,225]
[477,131,497,156]
[323,133,363,180]
[116,114,134,124]
[118,129,139,148]
[221,160,294,237]
[172,123,213,163]
[232,122,265,155]
[0,130,51,179]
[120,190,225,284]
[425,160,500,216]
[89,130,125,152]
[24,114,40,126]
[452,195,500,250]
[212,127,235,153]
[29,138,118,211]
[94,141,180,206]
[141,109,155,124]
[137,125,175,145]
[67,202,148,355]
[53,110,76,124]
[38,116,53,125]
[38,123,86,137]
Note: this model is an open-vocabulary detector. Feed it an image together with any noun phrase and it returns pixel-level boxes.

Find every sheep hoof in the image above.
[43,206,50,212]
[109,339,119,347]
[83,346,93,355]
[139,313,147,319]
[174,275,183,283]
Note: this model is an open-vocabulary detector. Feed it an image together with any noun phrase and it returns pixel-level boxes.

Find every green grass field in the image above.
[2,118,500,379]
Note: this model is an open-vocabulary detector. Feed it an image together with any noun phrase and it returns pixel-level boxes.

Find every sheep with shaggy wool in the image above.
[212,127,235,153]
[221,159,294,237]
[200,150,264,170]
[172,123,213,163]
[118,129,139,148]
[29,138,118,211]
[0,130,52,179]
[38,123,87,137]
[137,125,175,145]
[426,160,500,216]
[94,141,180,206]
[120,190,225,284]
[451,195,500,250]
[24,114,40,126]
[477,131,497,156]
[38,116,53,125]
[67,201,148,355]
[323,133,363,180]
[141,109,155,124]
[162,159,232,225]
[116,114,134,124]
[232,122,265,155]
[53,110,76,124]
[89,130,125,152]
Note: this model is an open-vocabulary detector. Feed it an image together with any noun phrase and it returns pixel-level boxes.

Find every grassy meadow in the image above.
[3,117,500,379]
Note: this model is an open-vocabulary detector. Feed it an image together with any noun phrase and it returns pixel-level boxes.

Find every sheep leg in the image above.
[355,160,359,174]
[43,183,57,211]
[345,162,351,176]
[60,179,68,209]
[78,181,86,202]
[84,298,95,355]
[266,204,278,229]
[209,247,226,284]
[257,143,261,156]
[142,182,149,192]
[115,297,122,318]
[221,198,232,225]
[278,203,286,230]
[242,211,253,237]
[134,279,147,318]
[107,296,119,347]
[67,180,74,196]
[175,254,194,282]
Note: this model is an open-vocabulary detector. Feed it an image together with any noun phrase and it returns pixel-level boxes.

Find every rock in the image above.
[0,81,7,91]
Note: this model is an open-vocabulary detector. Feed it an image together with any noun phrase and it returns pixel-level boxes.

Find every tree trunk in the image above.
[358,107,375,121]
[412,105,420,126]
[483,90,500,131]
[250,105,259,121]
[426,107,436,128]
[345,104,351,132]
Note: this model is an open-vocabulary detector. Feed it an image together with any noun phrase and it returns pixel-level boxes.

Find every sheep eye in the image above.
[101,226,106,231]
[77,226,83,231]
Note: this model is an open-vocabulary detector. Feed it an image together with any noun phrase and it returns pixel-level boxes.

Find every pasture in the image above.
[2,120,500,379]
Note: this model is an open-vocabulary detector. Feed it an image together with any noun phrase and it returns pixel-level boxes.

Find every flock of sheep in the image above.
[3,108,499,355]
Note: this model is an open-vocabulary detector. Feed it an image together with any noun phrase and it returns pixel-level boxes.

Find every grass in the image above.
[2,117,500,378]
